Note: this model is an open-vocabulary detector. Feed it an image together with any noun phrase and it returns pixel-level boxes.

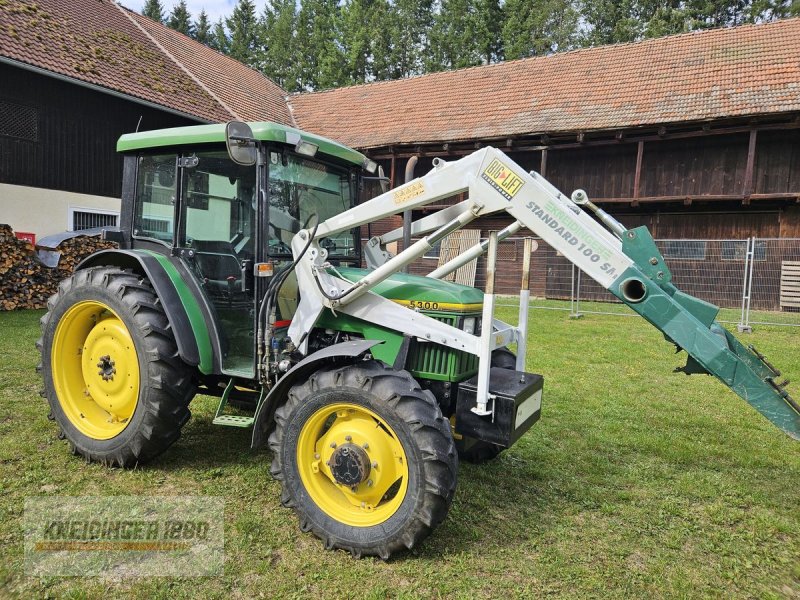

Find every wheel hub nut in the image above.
[328,443,371,487]
[96,355,116,381]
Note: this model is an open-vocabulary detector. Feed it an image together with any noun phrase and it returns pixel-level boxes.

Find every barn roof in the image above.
[129,10,292,124]
[289,18,800,150]
[1,1,798,151]
[0,0,291,125]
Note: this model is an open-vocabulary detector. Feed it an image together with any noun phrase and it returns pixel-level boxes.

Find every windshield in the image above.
[267,152,356,260]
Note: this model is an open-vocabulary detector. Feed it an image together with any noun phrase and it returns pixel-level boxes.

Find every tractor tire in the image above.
[455,347,517,464]
[37,267,196,467]
[269,361,458,559]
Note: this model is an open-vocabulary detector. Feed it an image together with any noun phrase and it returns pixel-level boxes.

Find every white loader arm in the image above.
[290,147,633,335]
[287,147,634,415]
[287,146,800,438]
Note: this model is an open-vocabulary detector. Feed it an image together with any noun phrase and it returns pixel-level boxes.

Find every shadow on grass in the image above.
[147,413,269,471]
[143,398,574,558]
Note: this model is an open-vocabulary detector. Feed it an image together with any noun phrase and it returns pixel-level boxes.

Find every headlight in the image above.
[462,317,476,335]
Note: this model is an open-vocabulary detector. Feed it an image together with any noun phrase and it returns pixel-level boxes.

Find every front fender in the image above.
[251,339,383,449]
[78,249,214,374]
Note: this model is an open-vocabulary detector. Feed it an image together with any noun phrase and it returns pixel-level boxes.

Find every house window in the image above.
[659,240,707,260]
[69,208,119,231]
[721,240,766,261]
[0,100,39,141]
[141,217,172,235]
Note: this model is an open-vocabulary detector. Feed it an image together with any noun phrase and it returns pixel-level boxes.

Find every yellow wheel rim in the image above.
[296,402,409,527]
[51,300,140,440]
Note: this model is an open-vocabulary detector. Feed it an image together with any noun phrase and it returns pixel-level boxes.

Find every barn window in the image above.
[424,240,441,259]
[69,208,119,231]
[0,100,39,141]
[659,240,707,260]
[721,240,766,261]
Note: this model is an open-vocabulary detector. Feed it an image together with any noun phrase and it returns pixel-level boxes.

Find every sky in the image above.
[121,0,244,24]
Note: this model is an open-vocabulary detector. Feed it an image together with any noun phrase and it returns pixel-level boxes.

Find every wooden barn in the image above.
[2,2,799,309]
[290,19,800,307]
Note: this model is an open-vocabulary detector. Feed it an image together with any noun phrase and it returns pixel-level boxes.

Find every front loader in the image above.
[38,121,800,559]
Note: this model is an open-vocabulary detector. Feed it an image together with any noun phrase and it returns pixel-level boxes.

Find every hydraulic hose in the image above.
[257,215,319,381]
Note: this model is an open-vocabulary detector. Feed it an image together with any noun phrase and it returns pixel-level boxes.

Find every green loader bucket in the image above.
[611,228,800,441]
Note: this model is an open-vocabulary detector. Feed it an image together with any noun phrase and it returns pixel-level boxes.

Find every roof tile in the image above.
[290,18,800,149]
[129,10,291,124]
[0,0,292,126]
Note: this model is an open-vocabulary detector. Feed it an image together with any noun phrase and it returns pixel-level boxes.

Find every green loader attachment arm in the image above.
[614,223,800,439]
[288,147,800,441]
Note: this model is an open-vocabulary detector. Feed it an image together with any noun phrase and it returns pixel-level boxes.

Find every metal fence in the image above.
[491,237,800,330]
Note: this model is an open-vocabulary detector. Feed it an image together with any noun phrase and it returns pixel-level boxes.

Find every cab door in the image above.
[177,149,258,377]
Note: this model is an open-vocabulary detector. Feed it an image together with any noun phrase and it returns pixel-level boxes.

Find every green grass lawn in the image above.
[1,306,798,599]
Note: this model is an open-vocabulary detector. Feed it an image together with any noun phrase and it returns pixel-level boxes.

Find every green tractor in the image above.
[38,121,800,559]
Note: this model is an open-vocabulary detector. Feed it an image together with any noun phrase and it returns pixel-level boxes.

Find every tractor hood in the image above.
[335,268,484,312]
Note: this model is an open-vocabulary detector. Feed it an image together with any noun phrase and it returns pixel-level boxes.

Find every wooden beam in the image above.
[749,193,800,201]
[586,193,800,205]
[364,118,800,159]
[593,194,747,204]
[742,128,758,199]
[389,154,396,189]
[540,148,548,177]
[633,140,644,201]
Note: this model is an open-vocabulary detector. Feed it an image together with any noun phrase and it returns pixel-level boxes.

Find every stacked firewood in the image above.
[0,225,117,310]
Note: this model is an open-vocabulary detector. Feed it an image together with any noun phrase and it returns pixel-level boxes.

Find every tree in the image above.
[142,0,165,23]
[502,0,579,60]
[370,0,396,81]
[385,0,434,78]
[259,0,299,90]
[578,0,794,46]
[340,0,375,84]
[428,0,482,71]
[295,0,346,90]
[227,0,259,65]
[167,1,194,37]
[211,18,230,54]
[474,0,504,64]
[580,0,640,46]
[194,9,213,45]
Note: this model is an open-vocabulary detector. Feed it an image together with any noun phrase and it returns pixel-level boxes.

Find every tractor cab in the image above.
[116,122,368,377]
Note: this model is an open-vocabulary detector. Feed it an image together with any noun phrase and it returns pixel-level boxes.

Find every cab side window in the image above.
[133,154,176,243]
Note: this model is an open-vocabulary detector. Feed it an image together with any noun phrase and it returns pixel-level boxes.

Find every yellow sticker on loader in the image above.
[393,181,426,205]
[481,159,524,200]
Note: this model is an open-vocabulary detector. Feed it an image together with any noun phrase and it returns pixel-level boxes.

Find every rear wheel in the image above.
[38,267,196,466]
[269,361,457,558]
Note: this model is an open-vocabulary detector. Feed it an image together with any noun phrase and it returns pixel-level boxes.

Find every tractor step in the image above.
[212,378,259,429]
[212,415,255,428]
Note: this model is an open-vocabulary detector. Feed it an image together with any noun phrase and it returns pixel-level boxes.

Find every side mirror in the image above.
[225,121,256,166]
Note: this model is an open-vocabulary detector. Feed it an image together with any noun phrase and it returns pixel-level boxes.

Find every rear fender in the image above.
[77,249,214,374]
[251,339,383,449]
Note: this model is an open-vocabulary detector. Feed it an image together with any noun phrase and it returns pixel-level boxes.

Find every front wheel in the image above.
[269,361,457,558]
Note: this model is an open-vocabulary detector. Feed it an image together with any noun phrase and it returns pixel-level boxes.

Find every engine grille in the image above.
[407,313,479,381]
